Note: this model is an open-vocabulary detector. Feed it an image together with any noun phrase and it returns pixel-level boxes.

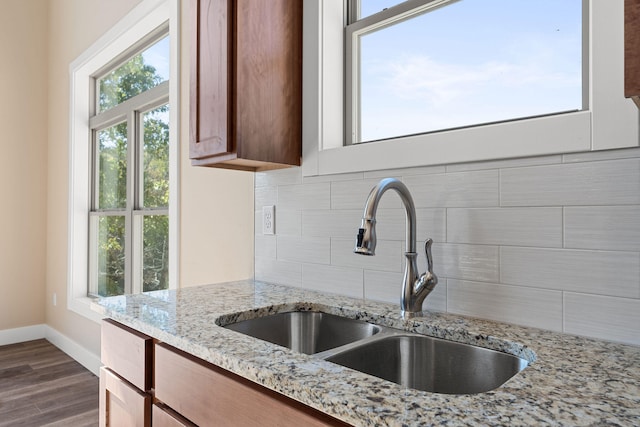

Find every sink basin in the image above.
[223,312,381,355]
[326,334,529,394]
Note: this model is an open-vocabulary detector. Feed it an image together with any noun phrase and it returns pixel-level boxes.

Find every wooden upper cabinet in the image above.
[190,0,302,171]
[626,0,640,108]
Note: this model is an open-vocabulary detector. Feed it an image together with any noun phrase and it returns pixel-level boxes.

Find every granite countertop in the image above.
[92,280,640,426]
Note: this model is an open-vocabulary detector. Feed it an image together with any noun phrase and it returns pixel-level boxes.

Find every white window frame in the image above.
[302,0,639,177]
[68,0,180,322]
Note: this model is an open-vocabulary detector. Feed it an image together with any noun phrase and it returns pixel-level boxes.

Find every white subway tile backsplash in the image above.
[429,243,500,283]
[501,247,640,298]
[373,208,446,243]
[447,279,563,331]
[331,178,402,210]
[278,182,331,210]
[303,263,364,299]
[275,209,302,237]
[254,148,640,344]
[277,236,330,264]
[255,167,301,188]
[562,147,640,163]
[254,235,276,259]
[447,207,563,247]
[405,170,499,208]
[501,159,640,206]
[255,186,277,207]
[331,238,402,273]
[564,206,640,251]
[255,257,302,287]
[445,155,562,173]
[302,171,364,183]
[363,165,446,179]
[302,210,361,238]
[564,293,640,345]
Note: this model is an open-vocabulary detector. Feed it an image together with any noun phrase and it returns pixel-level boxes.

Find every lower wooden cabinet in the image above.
[154,343,347,426]
[100,320,350,426]
[99,367,151,427]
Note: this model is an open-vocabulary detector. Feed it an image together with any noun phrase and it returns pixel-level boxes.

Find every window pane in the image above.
[357,0,582,142]
[97,215,126,297]
[97,123,127,209]
[142,215,169,292]
[98,35,169,112]
[142,104,170,208]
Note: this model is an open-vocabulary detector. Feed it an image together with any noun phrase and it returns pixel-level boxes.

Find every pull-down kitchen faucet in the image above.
[354,178,437,318]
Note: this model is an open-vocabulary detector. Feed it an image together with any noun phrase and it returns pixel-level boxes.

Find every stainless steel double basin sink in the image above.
[221,311,529,395]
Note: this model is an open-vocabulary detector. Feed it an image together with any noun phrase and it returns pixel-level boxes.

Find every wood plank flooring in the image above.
[0,339,99,427]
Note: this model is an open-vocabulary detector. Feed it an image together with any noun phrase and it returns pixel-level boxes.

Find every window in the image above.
[302,0,639,176]
[346,0,583,144]
[89,36,170,297]
[69,0,179,321]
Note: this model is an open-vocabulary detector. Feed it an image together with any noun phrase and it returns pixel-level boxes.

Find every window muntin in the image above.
[347,0,583,144]
[89,35,169,298]
[98,35,170,113]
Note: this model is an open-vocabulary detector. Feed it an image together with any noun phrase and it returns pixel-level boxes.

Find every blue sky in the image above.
[356,0,583,142]
[142,35,170,82]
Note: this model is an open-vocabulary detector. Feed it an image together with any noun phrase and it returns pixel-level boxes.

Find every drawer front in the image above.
[101,319,152,391]
[153,404,196,427]
[99,367,151,427]
[154,343,348,427]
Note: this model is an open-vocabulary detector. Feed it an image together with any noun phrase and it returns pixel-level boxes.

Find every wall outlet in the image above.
[263,205,275,235]
[52,292,57,306]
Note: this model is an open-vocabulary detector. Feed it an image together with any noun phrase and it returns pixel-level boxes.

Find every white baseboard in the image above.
[44,326,101,376]
[0,324,46,345]
[0,324,101,377]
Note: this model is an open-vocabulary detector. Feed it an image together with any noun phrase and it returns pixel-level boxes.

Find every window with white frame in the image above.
[345,0,584,144]
[69,0,178,320]
[89,33,170,297]
[302,0,638,177]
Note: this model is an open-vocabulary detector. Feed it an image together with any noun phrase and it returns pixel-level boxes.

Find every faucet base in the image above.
[401,310,425,320]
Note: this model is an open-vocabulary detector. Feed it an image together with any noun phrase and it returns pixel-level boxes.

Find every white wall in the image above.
[0,0,48,332]
[0,0,254,357]
[255,148,640,346]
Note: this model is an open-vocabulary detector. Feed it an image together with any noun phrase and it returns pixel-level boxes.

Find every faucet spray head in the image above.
[354,218,376,255]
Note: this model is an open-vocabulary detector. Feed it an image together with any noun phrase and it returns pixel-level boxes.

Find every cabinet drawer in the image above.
[155,343,348,427]
[101,319,153,391]
[153,404,196,427]
[99,367,151,427]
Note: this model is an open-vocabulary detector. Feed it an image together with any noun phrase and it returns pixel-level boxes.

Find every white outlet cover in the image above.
[263,205,275,235]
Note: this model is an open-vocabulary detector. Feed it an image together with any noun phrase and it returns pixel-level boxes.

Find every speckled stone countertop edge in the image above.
[92,280,640,427]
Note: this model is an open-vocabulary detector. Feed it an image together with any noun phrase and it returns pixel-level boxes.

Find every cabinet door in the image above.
[154,343,349,427]
[189,0,233,160]
[626,0,640,107]
[99,367,151,427]
[101,319,153,391]
[153,404,196,427]
[234,0,302,166]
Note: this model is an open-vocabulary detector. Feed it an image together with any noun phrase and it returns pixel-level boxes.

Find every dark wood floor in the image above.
[0,339,99,427]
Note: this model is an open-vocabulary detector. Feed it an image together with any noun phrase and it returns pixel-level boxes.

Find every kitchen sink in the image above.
[222,311,381,355]
[325,334,529,394]
[222,310,530,394]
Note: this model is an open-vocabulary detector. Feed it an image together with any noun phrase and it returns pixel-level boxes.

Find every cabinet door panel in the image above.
[190,0,233,159]
[235,0,302,165]
[101,319,152,391]
[99,367,151,427]
[626,0,640,107]
[154,343,348,427]
[153,404,196,427]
